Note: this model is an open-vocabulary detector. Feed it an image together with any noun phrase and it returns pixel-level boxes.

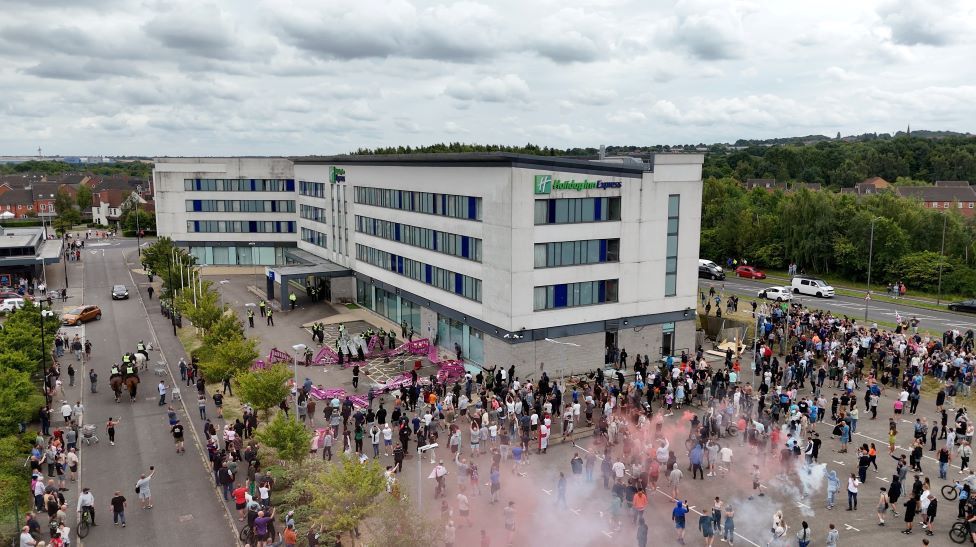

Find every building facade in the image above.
[155,153,704,374]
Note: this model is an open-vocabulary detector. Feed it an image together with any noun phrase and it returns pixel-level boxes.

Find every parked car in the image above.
[0,291,32,302]
[112,284,129,300]
[734,265,767,279]
[790,276,835,298]
[62,305,102,325]
[698,259,725,280]
[948,299,976,314]
[0,297,25,313]
[758,286,793,302]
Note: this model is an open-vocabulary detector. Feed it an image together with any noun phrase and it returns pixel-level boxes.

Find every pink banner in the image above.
[314,346,339,365]
[268,347,293,364]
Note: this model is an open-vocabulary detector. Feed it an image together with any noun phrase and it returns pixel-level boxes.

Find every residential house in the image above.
[744,178,787,191]
[29,182,77,218]
[852,177,892,195]
[91,189,128,226]
[790,182,822,192]
[895,184,976,217]
[0,188,35,218]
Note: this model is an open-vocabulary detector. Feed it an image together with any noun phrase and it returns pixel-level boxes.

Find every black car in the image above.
[111,284,129,300]
[948,299,976,313]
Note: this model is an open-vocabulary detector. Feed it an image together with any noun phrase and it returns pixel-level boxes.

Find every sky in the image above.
[1,0,975,156]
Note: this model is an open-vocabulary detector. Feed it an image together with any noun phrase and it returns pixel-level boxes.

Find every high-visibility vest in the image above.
[137,343,145,351]
[289,293,296,302]
[111,367,120,375]
[126,366,135,375]
[122,354,131,364]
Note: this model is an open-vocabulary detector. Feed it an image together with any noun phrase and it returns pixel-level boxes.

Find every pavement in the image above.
[702,276,976,333]
[46,237,235,547]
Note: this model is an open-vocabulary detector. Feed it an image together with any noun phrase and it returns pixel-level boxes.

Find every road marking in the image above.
[844,524,860,532]
[602,531,614,538]
[833,460,846,465]
[796,502,810,508]
[178,514,194,522]
[877,476,889,482]
[570,508,581,515]
[542,489,552,495]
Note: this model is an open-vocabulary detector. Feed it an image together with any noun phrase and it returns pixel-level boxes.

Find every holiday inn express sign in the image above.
[533,174,622,194]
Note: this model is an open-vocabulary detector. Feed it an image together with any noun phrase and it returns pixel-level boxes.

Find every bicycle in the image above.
[945,483,961,501]
[77,509,92,539]
[239,523,253,545]
[949,520,969,544]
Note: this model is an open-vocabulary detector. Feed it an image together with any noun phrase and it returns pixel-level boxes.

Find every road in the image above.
[702,276,975,333]
[57,238,234,547]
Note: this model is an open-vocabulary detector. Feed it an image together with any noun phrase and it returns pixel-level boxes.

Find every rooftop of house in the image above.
[858,176,891,188]
[0,188,34,205]
[935,180,971,187]
[896,185,976,202]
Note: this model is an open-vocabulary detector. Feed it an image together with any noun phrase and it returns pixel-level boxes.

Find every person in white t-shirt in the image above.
[720,446,734,476]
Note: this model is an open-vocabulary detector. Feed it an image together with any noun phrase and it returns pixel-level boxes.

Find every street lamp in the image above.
[291,344,306,417]
[864,217,880,322]
[40,306,55,376]
[417,443,439,512]
[936,212,948,305]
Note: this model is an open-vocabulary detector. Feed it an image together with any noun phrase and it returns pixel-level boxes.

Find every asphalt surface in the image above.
[55,238,235,547]
[701,276,976,333]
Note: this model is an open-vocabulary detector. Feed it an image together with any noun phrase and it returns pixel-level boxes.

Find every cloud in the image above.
[21,58,144,80]
[822,66,859,81]
[144,3,247,60]
[569,89,618,106]
[606,109,648,124]
[661,0,756,60]
[444,74,530,103]
[876,0,963,46]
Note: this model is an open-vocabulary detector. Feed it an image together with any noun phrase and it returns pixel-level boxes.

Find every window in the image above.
[185,200,295,213]
[533,239,620,268]
[300,204,328,224]
[534,197,621,224]
[183,179,295,192]
[533,280,618,310]
[355,244,482,302]
[355,216,482,262]
[354,187,481,221]
[186,220,296,233]
[944,202,950,208]
[969,202,974,209]
[664,194,680,297]
[301,228,327,248]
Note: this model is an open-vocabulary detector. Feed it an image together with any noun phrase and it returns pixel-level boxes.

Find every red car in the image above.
[735,265,766,279]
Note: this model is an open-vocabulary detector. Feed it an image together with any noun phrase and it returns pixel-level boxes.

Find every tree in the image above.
[234,364,291,419]
[202,314,246,348]
[199,336,259,383]
[256,412,312,464]
[177,280,223,331]
[53,188,80,234]
[0,366,38,434]
[75,184,93,212]
[364,496,442,547]
[122,208,156,233]
[307,455,386,546]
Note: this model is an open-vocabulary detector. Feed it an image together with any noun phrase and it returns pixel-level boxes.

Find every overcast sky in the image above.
[1,0,974,156]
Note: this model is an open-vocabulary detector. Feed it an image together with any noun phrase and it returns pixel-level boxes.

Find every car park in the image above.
[758,286,792,302]
[790,276,834,298]
[948,299,976,314]
[112,284,129,300]
[62,305,102,325]
[698,259,725,280]
[734,265,766,279]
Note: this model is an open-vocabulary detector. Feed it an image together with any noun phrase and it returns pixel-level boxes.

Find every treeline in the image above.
[704,136,976,187]
[0,160,152,179]
[701,177,976,294]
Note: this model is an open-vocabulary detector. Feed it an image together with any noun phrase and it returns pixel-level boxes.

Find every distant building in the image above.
[91,189,128,226]
[0,188,35,218]
[895,184,976,217]
[853,177,891,195]
[744,178,786,191]
[790,182,822,192]
[935,180,971,187]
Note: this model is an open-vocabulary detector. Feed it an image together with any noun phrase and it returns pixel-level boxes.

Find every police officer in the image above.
[110,363,120,376]
[137,340,148,360]
[247,308,255,328]
[267,307,274,326]
[259,300,266,317]
[122,352,131,371]
[289,292,297,310]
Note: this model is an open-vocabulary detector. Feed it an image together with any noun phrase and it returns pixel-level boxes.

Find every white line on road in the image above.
[844,524,861,532]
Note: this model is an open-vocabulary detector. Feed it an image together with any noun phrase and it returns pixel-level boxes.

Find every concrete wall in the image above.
[617,324,663,362]
[484,332,604,380]
[329,277,356,304]
[420,306,438,342]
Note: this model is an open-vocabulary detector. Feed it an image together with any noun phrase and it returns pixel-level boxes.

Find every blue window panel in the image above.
[425,265,433,284]
[468,197,477,219]
[193,200,202,212]
[440,195,446,215]
[248,221,257,233]
[554,284,568,308]
[599,240,607,261]
[398,192,403,209]
[193,221,200,232]
[394,223,401,241]
[432,231,438,248]
[410,192,415,210]
[461,236,470,258]
[247,179,254,191]
[397,256,404,274]
[594,198,602,220]
[288,222,295,233]
[389,254,396,271]
[286,180,295,192]
[547,201,556,224]
[455,273,463,294]
[598,281,606,303]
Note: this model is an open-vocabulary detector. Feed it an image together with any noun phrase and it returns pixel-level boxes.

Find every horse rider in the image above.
[137,340,149,360]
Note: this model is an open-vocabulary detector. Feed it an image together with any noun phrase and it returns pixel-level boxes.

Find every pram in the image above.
[81,424,99,446]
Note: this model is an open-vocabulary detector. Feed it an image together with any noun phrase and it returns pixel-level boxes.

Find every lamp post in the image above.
[168,251,177,336]
[63,239,69,288]
[864,217,879,322]
[40,306,55,376]
[292,344,306,417]
[936,212,948,305]
[135,198,142,257]
[417,443,438,513]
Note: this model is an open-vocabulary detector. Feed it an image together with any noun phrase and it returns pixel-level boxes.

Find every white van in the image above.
[790,276,834,298]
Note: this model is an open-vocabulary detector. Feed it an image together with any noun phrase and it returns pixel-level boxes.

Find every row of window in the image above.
[300,204,328,224]
[183,179,295,192]
[354,187,481,221]
[929,201,975,209]
[355,216,482,262]
[534,239,619,268]
[301,227,327,248]
[186,220,296,233]
[299,181,328,198]
[665,195,680,297]
[533,279,619,311]
[534,197,621,225]
[355,244,482,302]
[185,200,295,213]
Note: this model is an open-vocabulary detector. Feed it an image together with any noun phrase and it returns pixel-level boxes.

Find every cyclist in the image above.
[76,487,95,526]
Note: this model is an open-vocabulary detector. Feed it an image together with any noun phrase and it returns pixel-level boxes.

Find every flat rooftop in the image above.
[292,152,651,176]
[0,227,43,248]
